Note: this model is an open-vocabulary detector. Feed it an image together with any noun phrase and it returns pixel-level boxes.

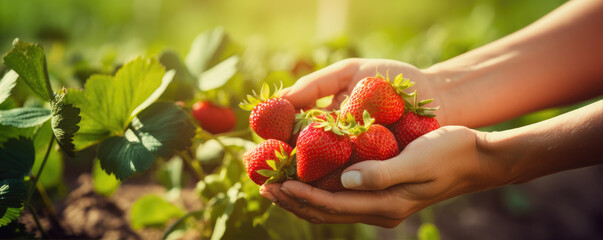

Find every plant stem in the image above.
[25,136,54,205]
[36,181,56,217]
[26,204,47,238]
[181,152,204,180]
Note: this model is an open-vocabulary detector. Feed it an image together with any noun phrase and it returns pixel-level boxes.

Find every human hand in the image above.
[280,58,446,125]
[259,126,505,228]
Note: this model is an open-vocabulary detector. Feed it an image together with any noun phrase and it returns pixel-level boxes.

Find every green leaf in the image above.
[2,39,53,101]
[0,179,26,227]
[263,206,313,240]
[418,99,434,106]
[130,195,184,230]
[418,223,440,240]
[266,160,278,171]
[131,69,175,118]
[92,159,120,196]
[158,50,196,101]
[0,70,18,104]
[260,82,270,100]
[0,100,35,145]
[198,55,238,91]
[65,57,169,150]
[198,174,229,200]
[0,107,51,128]
[97,102,195,180]
[211,183,247,240]
[256,169,276,177]
[185,27,230,76]
[0,138,35,179]
[0,206,23,227]
[50,91,81,157]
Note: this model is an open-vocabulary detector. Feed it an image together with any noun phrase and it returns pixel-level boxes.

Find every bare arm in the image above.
[427,0,603,128]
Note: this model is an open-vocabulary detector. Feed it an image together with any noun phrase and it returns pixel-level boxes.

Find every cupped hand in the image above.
[260,126,507,228]
[280,58,446,125]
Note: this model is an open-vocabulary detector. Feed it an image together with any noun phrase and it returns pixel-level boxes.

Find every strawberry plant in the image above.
[1,29,442,240]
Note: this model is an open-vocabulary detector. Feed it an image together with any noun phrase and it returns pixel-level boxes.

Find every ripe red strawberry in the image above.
[296,120,352,183]
[341,72,414,125]
[388,94,440,150]
[242,139,295,185]
[240,83,296,142]
[192,101,236,134]
[289,109,335,147]
[350,124,398,164]
[311,167,347,192]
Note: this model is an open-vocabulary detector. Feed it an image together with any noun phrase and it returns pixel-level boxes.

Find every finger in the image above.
[280,59,359,108]
[341,155,433,191]
[325,92,348,110]
[264,183,403,228]
[278,180,414,219]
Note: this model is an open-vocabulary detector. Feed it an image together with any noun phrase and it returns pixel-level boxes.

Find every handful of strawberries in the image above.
[239,72,439,192]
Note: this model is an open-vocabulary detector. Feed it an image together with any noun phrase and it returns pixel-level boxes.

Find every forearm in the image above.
[425,0,603,127]
[481,100,603,185]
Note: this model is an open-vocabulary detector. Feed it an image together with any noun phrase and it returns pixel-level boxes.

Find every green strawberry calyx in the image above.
[341,110,376,136]
[376,70,415,98]
[293,108,331,134]
[404,91,439,117]
[312,110,349,136]
[239,82,283,111]
[256,146,297,185]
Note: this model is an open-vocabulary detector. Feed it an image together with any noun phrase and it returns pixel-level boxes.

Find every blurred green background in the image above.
[4,0,602,240]
[1,0,566,68]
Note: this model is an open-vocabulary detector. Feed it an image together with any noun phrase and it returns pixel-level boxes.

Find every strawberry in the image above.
[345,111,399,163]
[311,167,347,192]
[240,83,296,142]
[289,109,335,147]
[296,117,352,183]
[341,72,414,125]
[191,101,236,134]
[242,139,295,185]
[388,93,440,150]
[350,125,398,164]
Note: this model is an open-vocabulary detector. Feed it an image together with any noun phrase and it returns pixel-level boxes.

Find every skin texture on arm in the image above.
[426,0,603,128]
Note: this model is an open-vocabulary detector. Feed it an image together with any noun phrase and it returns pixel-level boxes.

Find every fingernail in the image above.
[341,171,362,188]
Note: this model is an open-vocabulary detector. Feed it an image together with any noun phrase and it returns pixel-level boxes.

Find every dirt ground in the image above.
[17,164,603,240]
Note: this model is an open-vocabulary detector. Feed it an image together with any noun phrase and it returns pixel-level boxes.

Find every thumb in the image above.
[341,157,426,190]
[280,59,357,108]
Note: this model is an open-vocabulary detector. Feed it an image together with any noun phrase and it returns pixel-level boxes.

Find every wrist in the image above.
[474,129,523,188]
